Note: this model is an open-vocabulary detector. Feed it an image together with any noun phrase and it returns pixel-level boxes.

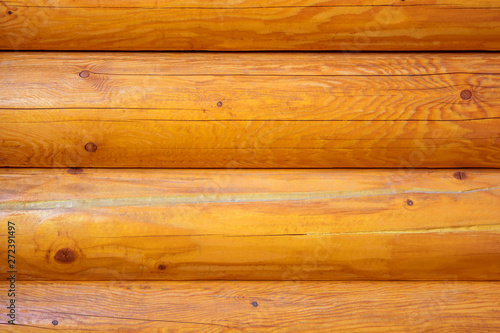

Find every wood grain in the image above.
[1,281,499,332]
[1,1,500,51]
[1,52,499,168]
[1,168,499,281]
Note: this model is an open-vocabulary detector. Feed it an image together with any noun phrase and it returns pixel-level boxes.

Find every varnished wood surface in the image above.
[1,281,499,332]
[1,52,499,168]
[1,1,500,50]
[1,168,499,281]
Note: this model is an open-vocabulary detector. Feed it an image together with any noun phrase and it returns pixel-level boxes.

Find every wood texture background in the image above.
[2,0,500,51]
[1,0,500,330]
[1,168,499,281]
[1,52,499,168]
[1,281,499,332]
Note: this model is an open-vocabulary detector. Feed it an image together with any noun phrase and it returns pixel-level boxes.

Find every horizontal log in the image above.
[1,53,500,168]
[1,168,499,281]
[2,1,500,51]
[2,281,500,332]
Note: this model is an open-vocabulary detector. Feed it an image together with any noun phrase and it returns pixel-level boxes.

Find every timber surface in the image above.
[1,281,499,332]
[1,52,500,168]
[1,168,499,281]
[1,1,500,51]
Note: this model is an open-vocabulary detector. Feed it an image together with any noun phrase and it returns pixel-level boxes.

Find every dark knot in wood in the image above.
[54,248,77,264]
[85,142,97,152]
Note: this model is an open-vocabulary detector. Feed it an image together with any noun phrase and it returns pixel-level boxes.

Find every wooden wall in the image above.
[1,0,499,331]
[1,53,499,168]
[1,168,499,281]
[2,1,500,50]
[2,281,499,332]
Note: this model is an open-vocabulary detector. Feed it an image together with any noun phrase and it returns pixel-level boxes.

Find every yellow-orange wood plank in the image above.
[1,281,499,331]
[1,52,499,168]
[1,168,499,281]
[1,1,500,51]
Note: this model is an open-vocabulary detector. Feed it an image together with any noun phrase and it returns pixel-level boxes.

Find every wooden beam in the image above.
[2,1,500,51]
[2,281,500,331]
[1,168,499,281]
[1,53,499,168]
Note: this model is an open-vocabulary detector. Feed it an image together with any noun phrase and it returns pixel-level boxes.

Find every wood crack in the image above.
[27,310,234,328]
[6,4,500,9]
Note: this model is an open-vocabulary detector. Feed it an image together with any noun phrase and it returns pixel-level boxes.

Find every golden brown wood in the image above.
[1,52,499,168]
[1,168,499,281]
[2,1,500,50]
[1,281,499,331]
